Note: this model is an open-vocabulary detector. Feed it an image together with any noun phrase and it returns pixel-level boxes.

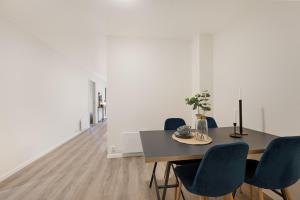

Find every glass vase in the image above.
[195,114,208,140]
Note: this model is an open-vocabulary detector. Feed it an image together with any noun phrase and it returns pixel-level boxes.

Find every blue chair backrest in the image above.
[253,136,300,189]
[207,117,218,128]
[191,142,249,197]
[164,118,186,130]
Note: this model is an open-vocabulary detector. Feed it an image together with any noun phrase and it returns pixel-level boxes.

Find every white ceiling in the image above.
[0,0,261,78]
[0,0,260,37]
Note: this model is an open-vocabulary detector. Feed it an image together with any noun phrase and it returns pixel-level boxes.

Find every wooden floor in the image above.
[0,123,272,200]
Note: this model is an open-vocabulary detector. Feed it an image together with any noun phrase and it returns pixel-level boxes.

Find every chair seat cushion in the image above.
[171,159,200,166]
[245,159,259,184]
[174,163,201,192]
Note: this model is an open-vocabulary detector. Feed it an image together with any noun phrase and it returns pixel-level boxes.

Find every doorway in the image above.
[88,80,96,126]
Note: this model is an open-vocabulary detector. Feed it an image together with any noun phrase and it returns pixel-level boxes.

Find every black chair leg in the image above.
[233,188,237,198]
[281,189,288,200]
[149,162,157,188]
[171,164,178,182]
[171,164,186,200]
[270,189,287,200]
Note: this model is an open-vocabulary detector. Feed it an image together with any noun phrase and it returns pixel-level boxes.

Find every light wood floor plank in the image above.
[0,123,272,200]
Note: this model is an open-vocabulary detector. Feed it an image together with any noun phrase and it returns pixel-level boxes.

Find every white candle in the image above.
[234,109,237,123]
[239,88,242,100]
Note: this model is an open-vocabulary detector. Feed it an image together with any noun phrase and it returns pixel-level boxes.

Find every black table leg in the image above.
[149,162,157,188]
[162,162,171,200]
[150,162,179,200]
[153,172,161,200]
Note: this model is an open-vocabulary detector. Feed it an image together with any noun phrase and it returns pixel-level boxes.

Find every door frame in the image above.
[88,80,96,126]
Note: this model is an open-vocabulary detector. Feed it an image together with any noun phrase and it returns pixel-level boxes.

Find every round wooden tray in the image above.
[172,132,213,145]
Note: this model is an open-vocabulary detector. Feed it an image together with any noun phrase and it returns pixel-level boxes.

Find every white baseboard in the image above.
[107,152,143,159]
[0,128,88,183]
[107,153,123,159]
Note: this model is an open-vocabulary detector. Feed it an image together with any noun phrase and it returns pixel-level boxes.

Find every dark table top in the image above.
[140,127,278,163]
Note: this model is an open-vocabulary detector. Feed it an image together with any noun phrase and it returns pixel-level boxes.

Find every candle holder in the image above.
[230,122,242,138]
[237,99,248,136]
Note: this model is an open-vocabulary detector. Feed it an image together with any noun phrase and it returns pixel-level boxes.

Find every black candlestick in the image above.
[230,122,242,138]
[239,99,243,134]
[234,122,237,134]
[239,99,248,135]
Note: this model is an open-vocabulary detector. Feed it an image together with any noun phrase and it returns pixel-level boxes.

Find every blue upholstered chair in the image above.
[245,136,300,200]
[150,117,219,186]
[164,117,218,130]
[164,118,186,131]
[174,142,249,199]
[206,117,218,128]
[164,118,199,165]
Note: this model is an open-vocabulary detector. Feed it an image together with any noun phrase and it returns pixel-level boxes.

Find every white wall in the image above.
[213,2,300,198]
[192,34,214,115]
[30,33,108,82]
[0,17,106,181]
[107,36,193,154]
[213,2,300,135]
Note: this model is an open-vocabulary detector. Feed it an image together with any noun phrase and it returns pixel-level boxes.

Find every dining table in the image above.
[139,127,278,200]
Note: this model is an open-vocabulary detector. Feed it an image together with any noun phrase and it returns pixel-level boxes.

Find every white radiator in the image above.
[120,131,143,153]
